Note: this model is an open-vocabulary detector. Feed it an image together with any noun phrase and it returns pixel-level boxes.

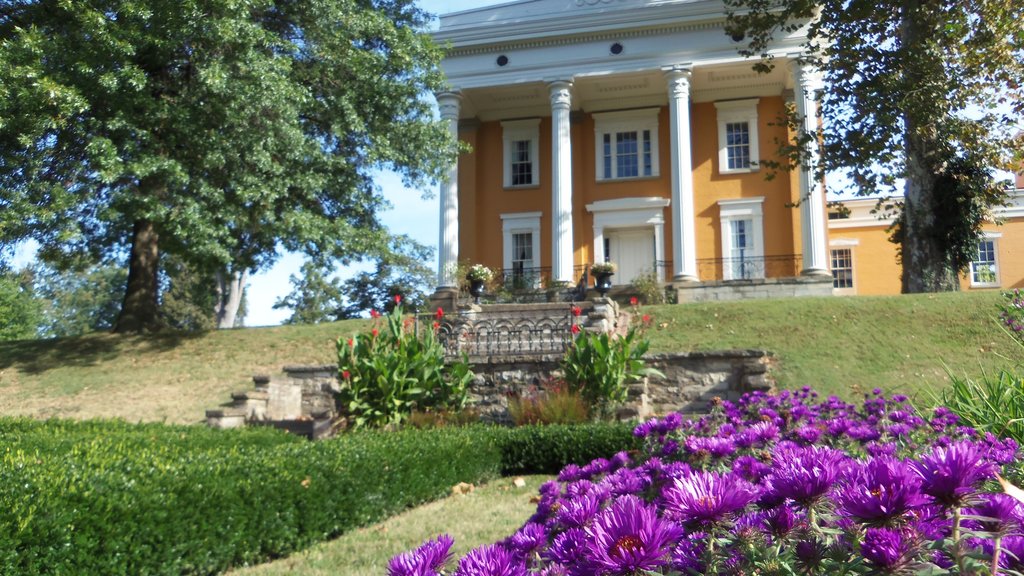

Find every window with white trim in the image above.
[502,119,540,188]
[501,212,542,289]
[593,109,660,181]
[831,248,854,290]
[970,238,999,287]
[718,198,765,280]
[715,99,760,174]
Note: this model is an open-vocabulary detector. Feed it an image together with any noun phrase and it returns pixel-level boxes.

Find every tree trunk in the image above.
[214,268,247,329]
[898,0,958,293]
[113,219,163,332]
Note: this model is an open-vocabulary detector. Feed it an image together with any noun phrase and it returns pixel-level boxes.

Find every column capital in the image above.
[663,67,692,99]
[547,80,573,110]
[436,91,462,121]
[787,57,824,92]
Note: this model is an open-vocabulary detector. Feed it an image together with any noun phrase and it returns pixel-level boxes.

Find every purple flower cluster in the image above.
[389,388,1023,575]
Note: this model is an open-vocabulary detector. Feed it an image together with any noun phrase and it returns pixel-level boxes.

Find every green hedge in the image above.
[497,422,641,475]
[0,418,637,575]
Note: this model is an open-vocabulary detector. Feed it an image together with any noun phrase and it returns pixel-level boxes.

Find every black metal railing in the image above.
[695,254,803,281]
[428,305,582,358]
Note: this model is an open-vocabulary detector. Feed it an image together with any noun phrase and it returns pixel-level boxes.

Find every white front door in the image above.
[605,228,655,284]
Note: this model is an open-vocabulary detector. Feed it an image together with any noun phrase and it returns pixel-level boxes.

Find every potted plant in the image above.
[465,264,493,304]
[590,261,616,297]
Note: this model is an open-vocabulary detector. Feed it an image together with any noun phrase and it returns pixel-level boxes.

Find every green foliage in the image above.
[159,256,220,331]
[497,422,641,475]
[507,381,591,426]
[941,368,1024,445]
[0,268,42,341]
[723,0,1023,291]
[628,268,668,305]
[339,249,434,318]
[275,258,348,325]
[337,303,472,429]
[0,419,502,575]
[32,262,126,337]
[560,327,662,418]
[0,0,457,330]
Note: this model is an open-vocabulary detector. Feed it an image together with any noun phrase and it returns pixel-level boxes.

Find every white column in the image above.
[789,59,829,276]
[665,66,698,282]
[436,91,461,288]
[549,80,575,284]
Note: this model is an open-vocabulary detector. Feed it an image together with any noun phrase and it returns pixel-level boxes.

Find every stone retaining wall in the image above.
[675,276,833,302]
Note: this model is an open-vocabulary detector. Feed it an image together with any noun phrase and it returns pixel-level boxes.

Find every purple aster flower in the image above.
[861,527,913,571]
[609,451,631,471]
[559,464,585,483]
[388,534,455,576]
[454,544,527,576]
[584,495,683,575]
[732,455,771,483]
[507,523,547,559]
[792,424,822,444]
[764,444,848,508]
[761,504,800,538]
[966,493,1024,536]
[837,457,930,526]
[794,539,825,572]
[683,435,736,458]
[671,534,707,574]
[997,535,1024,570]
[601,468,650,497]
[846,424,882,443]
[556,492,603,528]
[865,442,898,459]
[662,470,759,529]
[544,527,588,570]
[910,440,996,507]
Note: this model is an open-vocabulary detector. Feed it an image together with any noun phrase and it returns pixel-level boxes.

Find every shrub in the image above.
[506,380,590,426]
[999,288,1024,346]
[497,422,641,475]
[0,420,502,575]
[336,300,472,428]
[560,325,662,419]
[628,268,668,305]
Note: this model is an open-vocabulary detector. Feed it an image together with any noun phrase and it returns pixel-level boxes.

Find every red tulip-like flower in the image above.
[394,294,402,305]
[436,307,445,320]
[630,296,639,306]
[370,309,381,319]
[571,324,581,335]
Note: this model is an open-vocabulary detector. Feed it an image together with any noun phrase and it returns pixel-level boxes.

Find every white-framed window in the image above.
[593,108,660,181]
[970,236,1000,287]
[718,198,764,280]
[502,119,540,188]
[501,212,542,289]
[831,248,854,290]
[714,99,760,174]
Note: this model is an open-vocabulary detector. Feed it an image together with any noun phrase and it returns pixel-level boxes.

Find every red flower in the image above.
[371,328,379,337]
[630,296,639,306]
[370,309,381,319]
[394,294,402,305]
[571,305,582,317]
[435,307,445,320]
[432,321,440,331]
[642,314,652,324]
[346,338,354,348]
[571,324,581,335]
[342,370,351,380]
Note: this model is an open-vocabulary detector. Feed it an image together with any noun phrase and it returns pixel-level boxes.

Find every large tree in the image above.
[724,0,1024,291]
[0,0,455,331]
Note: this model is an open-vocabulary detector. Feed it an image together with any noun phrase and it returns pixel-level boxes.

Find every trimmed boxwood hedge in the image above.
[0,418,638,575]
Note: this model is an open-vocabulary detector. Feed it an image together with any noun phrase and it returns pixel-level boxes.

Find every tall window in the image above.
[970,239,999,287]
[715,99,759,175]
[718,198,765,281]
[594,109,660,181]
[501,212,542,289]
[502,119,540,188]
[831,248,854,290]
[724,122,751,170]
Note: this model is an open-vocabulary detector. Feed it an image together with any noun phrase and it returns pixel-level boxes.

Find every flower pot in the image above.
[594,272,614,297]
[468,279,486,304]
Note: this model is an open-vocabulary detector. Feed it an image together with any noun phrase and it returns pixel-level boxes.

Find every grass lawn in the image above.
[226,475,552,576]
[0,291,1018,423]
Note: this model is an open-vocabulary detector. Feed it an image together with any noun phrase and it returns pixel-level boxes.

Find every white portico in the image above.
[431,0,832,303]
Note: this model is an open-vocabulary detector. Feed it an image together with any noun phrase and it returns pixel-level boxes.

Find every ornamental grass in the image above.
[389,387,1024,575]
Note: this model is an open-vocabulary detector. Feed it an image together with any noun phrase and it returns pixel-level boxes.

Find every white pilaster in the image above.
[436,91,461,288]
[789,59,829,276]
[664,66,698,282]
[549,80,574,284]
